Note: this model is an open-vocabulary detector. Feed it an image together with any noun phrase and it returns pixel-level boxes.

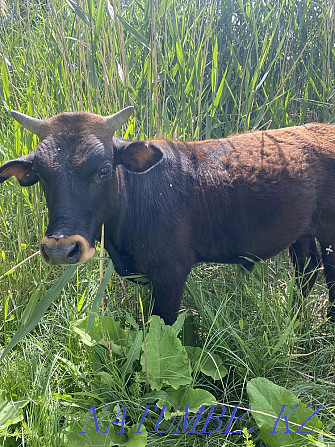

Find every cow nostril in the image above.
[40,244,50,262]
[67,242,81,261]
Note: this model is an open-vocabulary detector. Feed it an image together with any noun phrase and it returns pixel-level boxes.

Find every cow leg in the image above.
[289,235,321,296]
[241,259,255,272]
[319,241,335,322]
[150,262,192,325]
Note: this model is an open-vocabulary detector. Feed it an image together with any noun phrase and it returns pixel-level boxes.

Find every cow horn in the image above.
[11,110,47,138]
[105,106,134,132]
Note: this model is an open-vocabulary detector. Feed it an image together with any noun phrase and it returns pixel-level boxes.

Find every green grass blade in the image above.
[211,36,218,93]
[93,0,105,48]
[0,265,77,360]
[118,16,151,50]
[65,0,91,27]
[86,260,114,332]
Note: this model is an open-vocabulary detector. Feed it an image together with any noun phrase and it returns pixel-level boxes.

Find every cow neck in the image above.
[104,165,128,248]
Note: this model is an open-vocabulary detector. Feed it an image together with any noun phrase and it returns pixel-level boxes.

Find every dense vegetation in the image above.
[0,0,334,445]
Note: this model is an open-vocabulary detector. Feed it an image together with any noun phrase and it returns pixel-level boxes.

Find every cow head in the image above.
[0,109,163,265]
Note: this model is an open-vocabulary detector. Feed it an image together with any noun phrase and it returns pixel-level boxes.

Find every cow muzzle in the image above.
[40,235,95,265]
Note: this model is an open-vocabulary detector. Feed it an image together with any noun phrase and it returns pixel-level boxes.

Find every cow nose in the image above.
[40,238,82,265]
[40,235,95,265]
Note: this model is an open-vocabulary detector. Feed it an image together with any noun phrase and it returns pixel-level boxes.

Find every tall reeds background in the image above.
[1,0,334,139]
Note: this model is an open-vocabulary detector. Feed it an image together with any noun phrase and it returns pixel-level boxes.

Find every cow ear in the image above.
[115,141,163,173]
[0,154,39,186]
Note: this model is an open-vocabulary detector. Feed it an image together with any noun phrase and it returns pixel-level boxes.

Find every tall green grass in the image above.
[1,0,334,137]
[0,0,335,446]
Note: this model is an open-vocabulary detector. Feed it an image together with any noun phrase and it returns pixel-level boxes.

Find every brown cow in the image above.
[1,108,334,324]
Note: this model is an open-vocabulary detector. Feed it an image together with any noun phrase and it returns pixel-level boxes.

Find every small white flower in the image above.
[326,245,333,255]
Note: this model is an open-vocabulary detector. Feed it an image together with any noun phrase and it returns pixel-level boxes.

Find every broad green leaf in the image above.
[141,316,191,390]
[185,346,227,380]
[158,387,215,417]
[97,371,116,389]
[0,265,76,360]
[61,415,127,447]
[100,316,128,347]
[125,424,147,447]
[72,316,103,347]
[198,356,227,381]
[74,314,135,355]
[0,391,29,430]
[247,378,323,447]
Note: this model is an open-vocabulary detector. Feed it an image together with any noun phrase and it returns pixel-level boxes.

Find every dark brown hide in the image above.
[1,113,335,324]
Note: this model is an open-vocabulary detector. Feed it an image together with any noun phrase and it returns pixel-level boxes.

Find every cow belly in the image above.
[196,239,295,264]
[193,189,315,264]
[196,229,306,264]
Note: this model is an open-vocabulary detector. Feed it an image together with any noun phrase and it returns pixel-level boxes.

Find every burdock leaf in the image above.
[141,316,191,390]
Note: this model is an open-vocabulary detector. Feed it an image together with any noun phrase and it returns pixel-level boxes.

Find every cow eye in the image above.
[31,167,40,177]
[98,165,111,179]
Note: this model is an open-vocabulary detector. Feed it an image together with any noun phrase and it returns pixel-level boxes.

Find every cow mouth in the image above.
[40,234,95,265]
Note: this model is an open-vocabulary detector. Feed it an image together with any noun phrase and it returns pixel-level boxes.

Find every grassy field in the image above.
[0,0,335,446]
